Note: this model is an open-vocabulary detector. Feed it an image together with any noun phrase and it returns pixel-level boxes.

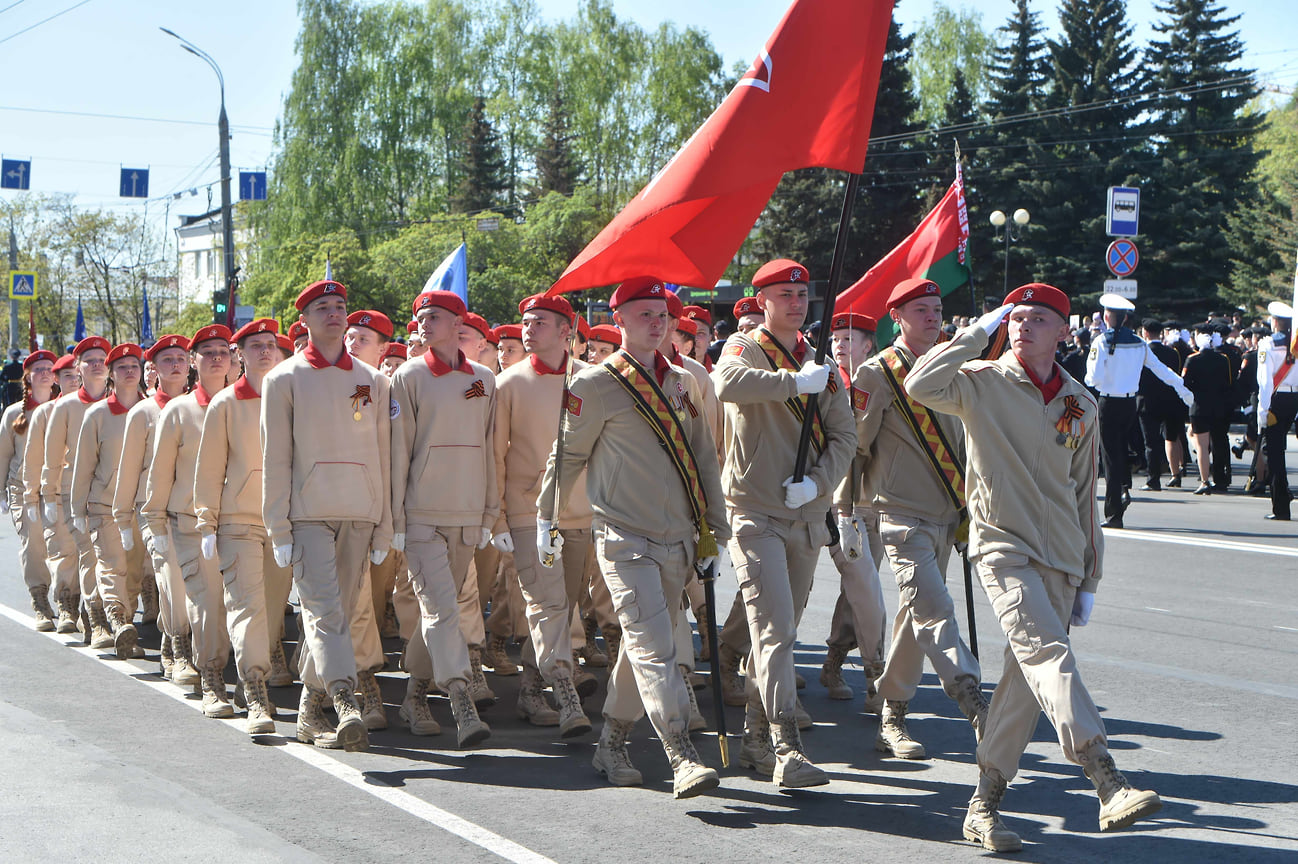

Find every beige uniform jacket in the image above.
[834,342,965,525]
[194,377,266,534]
[261,350,393,551]
[41,391,99,501]
[112,393,169,528]
[712,329,856,522]
[906,326,1103,592]
[21,400,55,507]
[0,401,30,506]
[668,346,723,461]
[494,353,592,531]
[70,396,133,518]
[144,386,220,534]
[538,351,729,547]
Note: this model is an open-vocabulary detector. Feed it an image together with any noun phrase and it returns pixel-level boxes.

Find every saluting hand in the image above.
[975,303,1016,336]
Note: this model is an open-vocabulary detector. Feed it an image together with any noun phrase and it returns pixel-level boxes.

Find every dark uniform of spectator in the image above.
[1,350,23,408]
[1182,324,1235,494]
[1137,319,1187,490]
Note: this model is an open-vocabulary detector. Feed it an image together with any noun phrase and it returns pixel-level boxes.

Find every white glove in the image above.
[697,555,718,573]
[391,533,405,552]
[43,501,60,525]
[26,505,38,523]
[976,303,1016,336]
[490,531,514,553]
[477,527,492,550]
[536,518,564,566]
[370,547,388,565]
[119,526,134,551]
[73,515,87,534]
[1070,591,1095,628]
[792,360,832,395]
[837,514,863,560]
[273,544,293,569]
[0,499,8,514]
[152,533,169,556]
[1181,389,1195,410]
[200,532,217,560]
[782,475,819,509]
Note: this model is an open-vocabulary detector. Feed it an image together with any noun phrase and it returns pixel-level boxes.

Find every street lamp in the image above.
[989,208,1031,300]
[160,27,236,328]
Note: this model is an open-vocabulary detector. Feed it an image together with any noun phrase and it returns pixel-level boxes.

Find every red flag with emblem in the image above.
[547,0,896,296]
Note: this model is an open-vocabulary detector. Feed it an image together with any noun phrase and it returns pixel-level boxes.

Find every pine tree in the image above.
[452,96,509,214]
[1143,0,1262,309]
[535,89,582,197]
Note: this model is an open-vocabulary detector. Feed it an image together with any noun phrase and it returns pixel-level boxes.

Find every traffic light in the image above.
[213,286,229,321]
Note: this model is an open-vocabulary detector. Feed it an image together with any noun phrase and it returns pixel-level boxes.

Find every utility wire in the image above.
[0,0,92,47]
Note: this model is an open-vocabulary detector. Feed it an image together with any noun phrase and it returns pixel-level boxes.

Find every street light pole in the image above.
[161,27,236,328]
[988,208,1031,300]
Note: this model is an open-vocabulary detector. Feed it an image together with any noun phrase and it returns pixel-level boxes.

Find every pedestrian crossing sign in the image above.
[9,270,36,300]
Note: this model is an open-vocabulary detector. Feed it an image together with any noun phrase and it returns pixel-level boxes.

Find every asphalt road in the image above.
[1,450,1295,863]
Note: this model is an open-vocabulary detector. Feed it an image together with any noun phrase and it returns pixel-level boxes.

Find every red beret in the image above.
[405,320,418,335]
[73,336,110,357]
[382,342,408,361]
[295,279,347,311]
[664,290,684,319]
[461,312,492,340]
[106,343,143,365]
[145,335,190,361]
[733,296,762,318]
[519,293,575,324]
[52,353,77,372]
[609,277,670,310]
[276,334,295,353]
[412,290,466,319]
[753,259,810,288]
[1005,282,1070,321]
[886,278,940,312]
[484,329,499,346]
[23,350,55,370]
[675,317,698,337]
[831,312,877,333]
[494,324,523,342]
[288,321,308,341]
[575,316,591,339]
[682,305,712,327]
[232,318,280,344]
[192,324,233,348]
[589,324,621,346]
[347,309,393,339]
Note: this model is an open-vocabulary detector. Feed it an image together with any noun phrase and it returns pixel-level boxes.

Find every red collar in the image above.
[106,393,131,415]
[703,353,713,372]
[154,390,173,408]
[193,383,214,408]
[424,348,474,377]
[838,364,853,387]
[232,375,259,401]
[529,352,568,376]
[303,340,354,371]
[791,331,810,364]
[76,386,104,404]
[652,350,671,386]
[1021,357,1064,404]
[23,396,39,412]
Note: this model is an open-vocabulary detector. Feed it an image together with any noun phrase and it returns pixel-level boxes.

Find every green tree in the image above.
[910,2,995,129]
[535,88,583,196]
[453,96,510,214]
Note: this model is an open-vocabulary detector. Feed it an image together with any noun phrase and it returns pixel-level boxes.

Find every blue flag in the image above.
[74,298,86,342]
[141,287,153,342]
[422,243,468,306]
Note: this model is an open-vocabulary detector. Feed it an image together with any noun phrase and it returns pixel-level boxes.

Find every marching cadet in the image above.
[0,350,57,629]
[681,306,714,369]
[344,309,393,367]
[277,333,296,361]
[40,336,112,648]
[113,336,202,685]
[194,319,292,735]
[262,279,393,752]
[1257,301,1297,521]
[288,321,309,354]
[406,320,427,359]
[389,289,493,747]
[732,296,763,334]
[460,312,494,365]
[494,292,594,736]
[823,311,888,711]
[23,354,80,633]
[713,259,855,788]
[373,340,408,638]
[588,324,621,362]
[145,325,234,717]
[538,276,727,798]
[907,283,1161,851]
[70,342,146,660]
[380,342,406,377]
[495,324,526,370]
[1085,294,1192,528]
[846,278,988,761]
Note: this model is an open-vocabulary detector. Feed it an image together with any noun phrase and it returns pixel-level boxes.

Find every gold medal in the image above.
[353,410,362,421]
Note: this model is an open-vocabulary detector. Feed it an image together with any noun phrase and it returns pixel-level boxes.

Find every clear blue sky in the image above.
[1,0,1293,227]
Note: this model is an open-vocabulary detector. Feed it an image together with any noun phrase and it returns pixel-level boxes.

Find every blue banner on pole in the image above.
[142,287,153,342]
[422,243,469,306]
[74,298,86,342]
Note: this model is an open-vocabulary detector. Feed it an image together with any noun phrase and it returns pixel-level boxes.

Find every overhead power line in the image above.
[0,0,93,47]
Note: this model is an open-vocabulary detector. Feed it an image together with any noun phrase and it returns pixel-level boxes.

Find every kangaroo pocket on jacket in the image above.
[301,461,375,517]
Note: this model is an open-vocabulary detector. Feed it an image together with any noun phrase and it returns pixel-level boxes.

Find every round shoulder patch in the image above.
[390,398,401,420]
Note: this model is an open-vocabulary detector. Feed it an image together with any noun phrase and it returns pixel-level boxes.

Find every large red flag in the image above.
[548,0,895,296]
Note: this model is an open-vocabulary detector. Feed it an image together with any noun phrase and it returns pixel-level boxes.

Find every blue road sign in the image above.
[2,159,31,190]
[9,271,37,300]
[1106,239,1139,278]
[239,171,267,201]
[1106,186,1140,237]
[120,168,149,198]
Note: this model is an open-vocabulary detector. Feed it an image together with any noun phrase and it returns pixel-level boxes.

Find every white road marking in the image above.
[1104,527,1298,558]
[1276,626,1298,633]
[1144,607,1171,613]
[0,602,557,864]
